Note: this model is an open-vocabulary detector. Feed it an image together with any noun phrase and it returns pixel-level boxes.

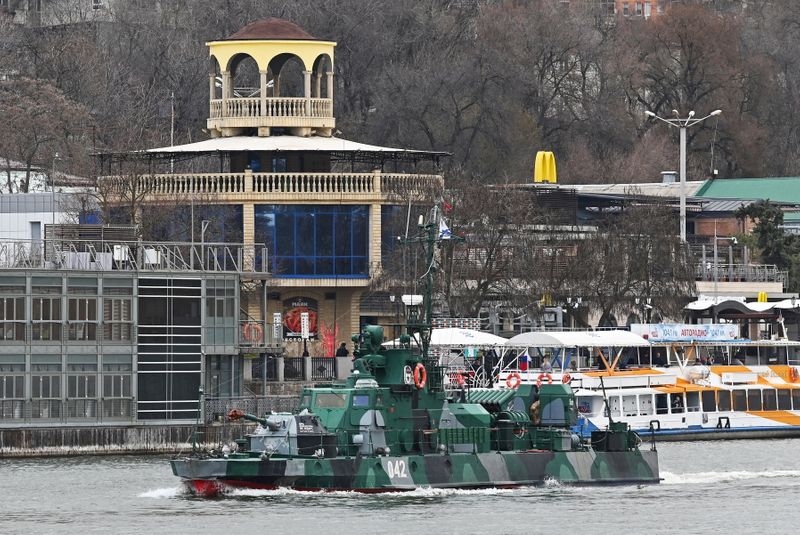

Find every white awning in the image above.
[684,298,800,312]
[505,330,650,348]
[389,328,507,347]
[145,135,447,157]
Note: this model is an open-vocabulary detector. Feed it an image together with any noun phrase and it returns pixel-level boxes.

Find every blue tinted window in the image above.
[255,205,370,278]
[352,394,370,408]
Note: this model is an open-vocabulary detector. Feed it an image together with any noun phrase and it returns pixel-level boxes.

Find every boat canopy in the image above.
[390,327,507,347]
[685,298,800,312]
[505,330,650,348]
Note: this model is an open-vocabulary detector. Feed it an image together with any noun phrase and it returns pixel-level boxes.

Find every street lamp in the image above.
[645,108,722,242]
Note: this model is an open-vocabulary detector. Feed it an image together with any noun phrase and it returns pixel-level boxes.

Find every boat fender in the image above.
[506,372,522,389]
[536,373,553,387]
[413,363,427,389]
[562,373,572,384]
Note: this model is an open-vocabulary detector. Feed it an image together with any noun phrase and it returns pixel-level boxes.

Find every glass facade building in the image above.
[255,205,369,278]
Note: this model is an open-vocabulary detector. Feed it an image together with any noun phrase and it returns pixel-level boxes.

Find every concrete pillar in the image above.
[242,202,255,271]
[369,202,382,274]
[303,70,312,116]
[303,355,313,381]
[244,167,253,193]
[259,70,268,117]
[221,70,231,113]
[209,74,216,115]
[326,71,334,101]
[276,355,285,382]
[335,356,351,380]
[314,72,322,98]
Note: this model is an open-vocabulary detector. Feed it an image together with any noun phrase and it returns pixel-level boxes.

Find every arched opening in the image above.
[229,53,260,98]
[268,53,306,98]
[312,53,332,98]
[598,312,618,328]
[209,57,222,100]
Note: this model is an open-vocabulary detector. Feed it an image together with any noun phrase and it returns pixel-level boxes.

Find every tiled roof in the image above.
[226,18,316,41]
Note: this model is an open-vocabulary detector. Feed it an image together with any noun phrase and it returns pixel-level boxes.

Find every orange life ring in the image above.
[790,367,799,383]
[537,373,553,388]
[413,363,427,389]
[243,322,264,343]
[562,373,572,384]
[506,372,522,389]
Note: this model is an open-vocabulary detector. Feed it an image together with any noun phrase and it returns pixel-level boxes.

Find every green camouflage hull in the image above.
[172,449,659,495]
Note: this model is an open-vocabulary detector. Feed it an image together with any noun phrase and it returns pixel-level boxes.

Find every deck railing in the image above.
[100,172,443,199]
[209,97,333,119]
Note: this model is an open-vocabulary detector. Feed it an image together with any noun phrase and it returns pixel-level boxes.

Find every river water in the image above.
[2,439,798,535]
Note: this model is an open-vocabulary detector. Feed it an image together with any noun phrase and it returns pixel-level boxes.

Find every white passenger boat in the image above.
[489,327,800,441]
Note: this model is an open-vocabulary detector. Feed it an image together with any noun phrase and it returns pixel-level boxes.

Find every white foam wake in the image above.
[661,470,800,485]
[138,487,183,498]
[226,486,515,498]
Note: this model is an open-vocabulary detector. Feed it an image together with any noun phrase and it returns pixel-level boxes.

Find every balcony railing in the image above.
[100,171,443,199]
[695,263,788,284]
[209,97,333,119]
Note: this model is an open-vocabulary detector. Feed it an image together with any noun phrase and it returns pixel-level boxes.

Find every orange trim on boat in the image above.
[710,365,751,375]
[583,369,663,377]
[746,411,800,426]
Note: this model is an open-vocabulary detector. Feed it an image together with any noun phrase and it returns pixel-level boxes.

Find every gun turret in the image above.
[227,408,280,430]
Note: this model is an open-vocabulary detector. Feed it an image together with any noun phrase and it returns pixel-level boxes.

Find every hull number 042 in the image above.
[387,460,407,478]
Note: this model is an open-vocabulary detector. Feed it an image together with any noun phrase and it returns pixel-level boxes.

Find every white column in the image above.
[221,70,231,114]
[208,74,216,116]
[326,70,334,100]
[303,70,312,116]
[314,73,322,98]
[259,70,268,117]
[679,126,687,242]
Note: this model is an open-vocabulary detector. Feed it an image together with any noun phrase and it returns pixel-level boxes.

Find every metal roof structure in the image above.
[695,177,800,204]
[505,330,650,348]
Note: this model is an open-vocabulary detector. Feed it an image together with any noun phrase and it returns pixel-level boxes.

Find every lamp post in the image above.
[644,109,722,242]
[51,152,61,227]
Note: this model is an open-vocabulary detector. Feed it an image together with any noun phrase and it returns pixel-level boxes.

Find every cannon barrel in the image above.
[228,409,281,430]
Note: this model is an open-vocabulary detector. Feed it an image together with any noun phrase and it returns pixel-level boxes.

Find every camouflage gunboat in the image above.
[171,214,659,495]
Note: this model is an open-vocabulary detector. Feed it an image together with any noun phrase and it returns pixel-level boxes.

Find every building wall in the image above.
[0,193,72,241]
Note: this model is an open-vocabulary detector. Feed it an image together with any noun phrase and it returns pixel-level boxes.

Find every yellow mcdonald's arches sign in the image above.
[534,151,557,183]
[757,291,768,303]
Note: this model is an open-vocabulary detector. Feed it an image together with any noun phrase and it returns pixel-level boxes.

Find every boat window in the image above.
[352,394,370,408]
[686,392,700,412]
[793,389,800,410]
[577,397,592,415]
[747,390,762,411]
[732,390,747,411]
[314,392,347,408]
[717,391,731,412]
[638,394,653,416]
[608,396,621,418]
[777,389,792,410]
[655,394,668,414]
[669,394,684,413]
[763,389,778,411]
[701,390,716,412]
[622,395,637,417]
[375,394,383,407]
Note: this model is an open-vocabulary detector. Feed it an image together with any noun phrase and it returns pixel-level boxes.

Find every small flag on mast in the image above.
[438,218,452,239]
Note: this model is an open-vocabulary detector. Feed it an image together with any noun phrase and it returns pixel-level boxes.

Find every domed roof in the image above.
[226,18,316,41]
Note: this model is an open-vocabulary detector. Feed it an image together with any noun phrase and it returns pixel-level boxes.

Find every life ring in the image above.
[536,373,553,388]
[413,363,427,389]
[506,372,522,389]
[243,322,264,343]
[790,367,799,383]
[562,373,572,384]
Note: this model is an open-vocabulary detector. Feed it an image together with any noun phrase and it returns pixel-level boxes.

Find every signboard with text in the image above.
[630,323,740,342]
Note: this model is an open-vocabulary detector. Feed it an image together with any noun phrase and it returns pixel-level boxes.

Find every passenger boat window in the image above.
[669,394,683,413]
[686,392,700,412]
[732,390,747,411]
[793,389,800,410]
[777,389,792,410]
[639,394,653,416]
[717,391,731,412]
[622,395,637,417]
[314,392,347,408]
[747,390,762,411]
[608,396,621,417]
[655,394,668,414]
[701,390,716,412]
[763,389,778,411]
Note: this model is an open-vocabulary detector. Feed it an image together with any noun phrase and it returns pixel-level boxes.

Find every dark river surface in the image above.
[2,439,799,535]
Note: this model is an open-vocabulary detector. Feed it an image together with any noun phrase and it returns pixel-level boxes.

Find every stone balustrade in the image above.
[99,172,443,200]
[209,97,333,119]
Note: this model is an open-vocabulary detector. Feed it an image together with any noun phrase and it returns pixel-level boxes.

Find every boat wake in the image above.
[138,487,184,499]
[226,486,516,498]
[661,470,800,485]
